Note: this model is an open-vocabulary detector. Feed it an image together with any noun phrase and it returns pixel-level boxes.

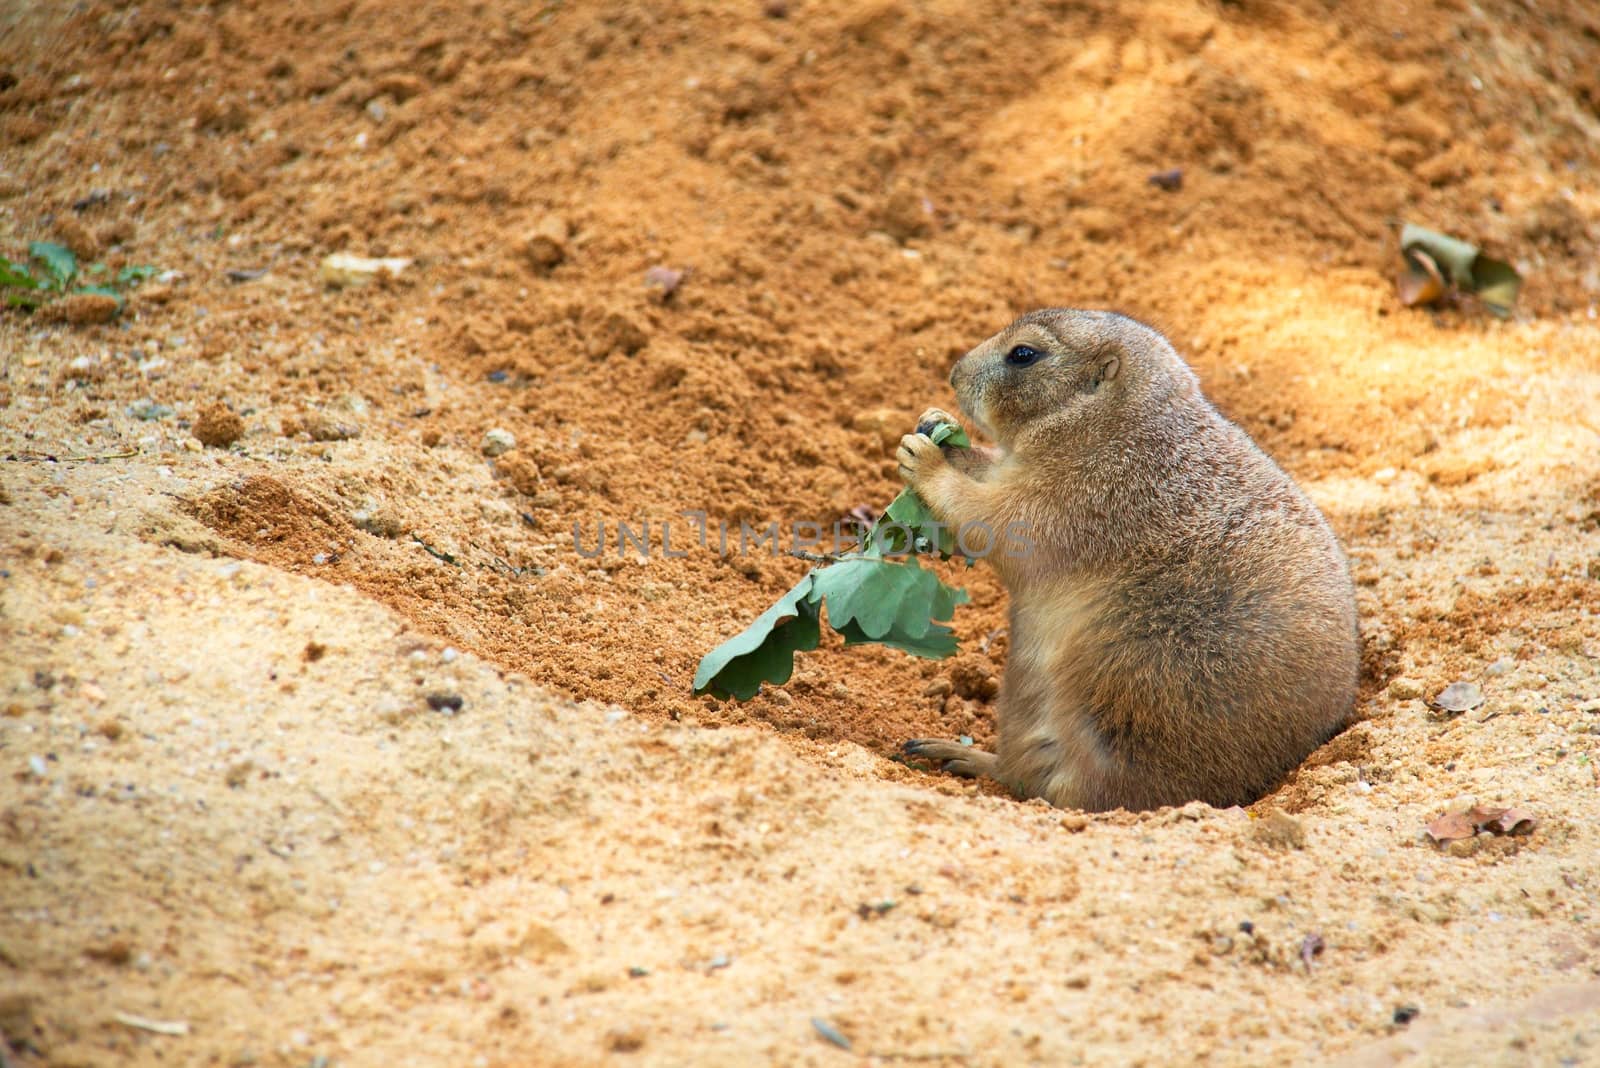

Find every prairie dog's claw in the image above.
[915,408,961,437]
[903,738,996,779]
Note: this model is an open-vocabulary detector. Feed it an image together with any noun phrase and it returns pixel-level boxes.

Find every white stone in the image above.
[481,428,516,457]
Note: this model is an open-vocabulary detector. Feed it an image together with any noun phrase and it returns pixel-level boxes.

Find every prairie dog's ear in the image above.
[1094,354,1120,389]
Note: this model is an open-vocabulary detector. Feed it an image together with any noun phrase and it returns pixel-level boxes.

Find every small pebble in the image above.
[441,647,459,664]
[1251,809,1306,850]
[811,1017,852,1051]
[606,1027,646,1054]
[127,398,174,421]
[1388,677,1424,700]
[1486,657,1514,676]
[28,755,48,778]
[522,216,569,270]
[319,252,411,288]
[426,692,464,713]
[1147,167,1184,191]
[644,265,685,300]
[481,428,516,457]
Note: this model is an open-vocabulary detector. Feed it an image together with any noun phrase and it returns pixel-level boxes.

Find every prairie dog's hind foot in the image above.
[903,738,998,780]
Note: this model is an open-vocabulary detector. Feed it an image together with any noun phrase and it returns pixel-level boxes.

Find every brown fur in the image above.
[899,309,1359,811]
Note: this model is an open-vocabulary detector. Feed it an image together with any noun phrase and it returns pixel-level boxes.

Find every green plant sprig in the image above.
[1,241,158,314]
[692,422,974,700]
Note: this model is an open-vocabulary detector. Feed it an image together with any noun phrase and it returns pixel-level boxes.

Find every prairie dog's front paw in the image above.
[896,431,946,489]
[915,408,961,437]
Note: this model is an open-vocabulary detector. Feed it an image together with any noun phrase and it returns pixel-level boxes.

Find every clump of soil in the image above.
[41,293,119,325]
[191,403,244,448]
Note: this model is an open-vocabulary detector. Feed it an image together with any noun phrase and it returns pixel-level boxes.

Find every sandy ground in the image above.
[3,0,1600,1065]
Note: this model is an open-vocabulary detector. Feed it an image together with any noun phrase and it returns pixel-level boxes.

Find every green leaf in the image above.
[29,241,77,288]
[692,573,823,700]
[812,556,925,639]
[924,570,970,623]
[816,554,968,659]
[1399,224,1477,287]
[691,420,978,702]
[834,617,961,659]
[116,264,159,285]
[811,555,967,642]
[879,489,958,558]
[1471,256,1522,318]
[691,551,973,700]
[0,257,40,290]
[86,262,109,276]
[928,423,969,449]
[866,419,971,559]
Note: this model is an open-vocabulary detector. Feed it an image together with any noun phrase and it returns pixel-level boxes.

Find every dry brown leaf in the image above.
[1396,223,1523,317]
[1424,810,1476,843]
[1483,807,1538,836]
[644,265,686,300]
[1431,681,1484,713]
[1397,247,1446,307]
[1425,804,1538,846]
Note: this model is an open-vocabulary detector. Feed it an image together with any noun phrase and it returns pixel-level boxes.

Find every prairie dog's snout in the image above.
[948,352,991,439]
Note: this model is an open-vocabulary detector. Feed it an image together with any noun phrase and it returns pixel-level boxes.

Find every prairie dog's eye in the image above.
[1005,344,1042,367]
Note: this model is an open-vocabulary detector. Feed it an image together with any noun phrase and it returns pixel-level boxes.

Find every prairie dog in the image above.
[899,309,1358,811]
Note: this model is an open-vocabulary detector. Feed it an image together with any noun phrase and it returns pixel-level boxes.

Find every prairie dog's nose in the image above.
[949,348,979,395]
